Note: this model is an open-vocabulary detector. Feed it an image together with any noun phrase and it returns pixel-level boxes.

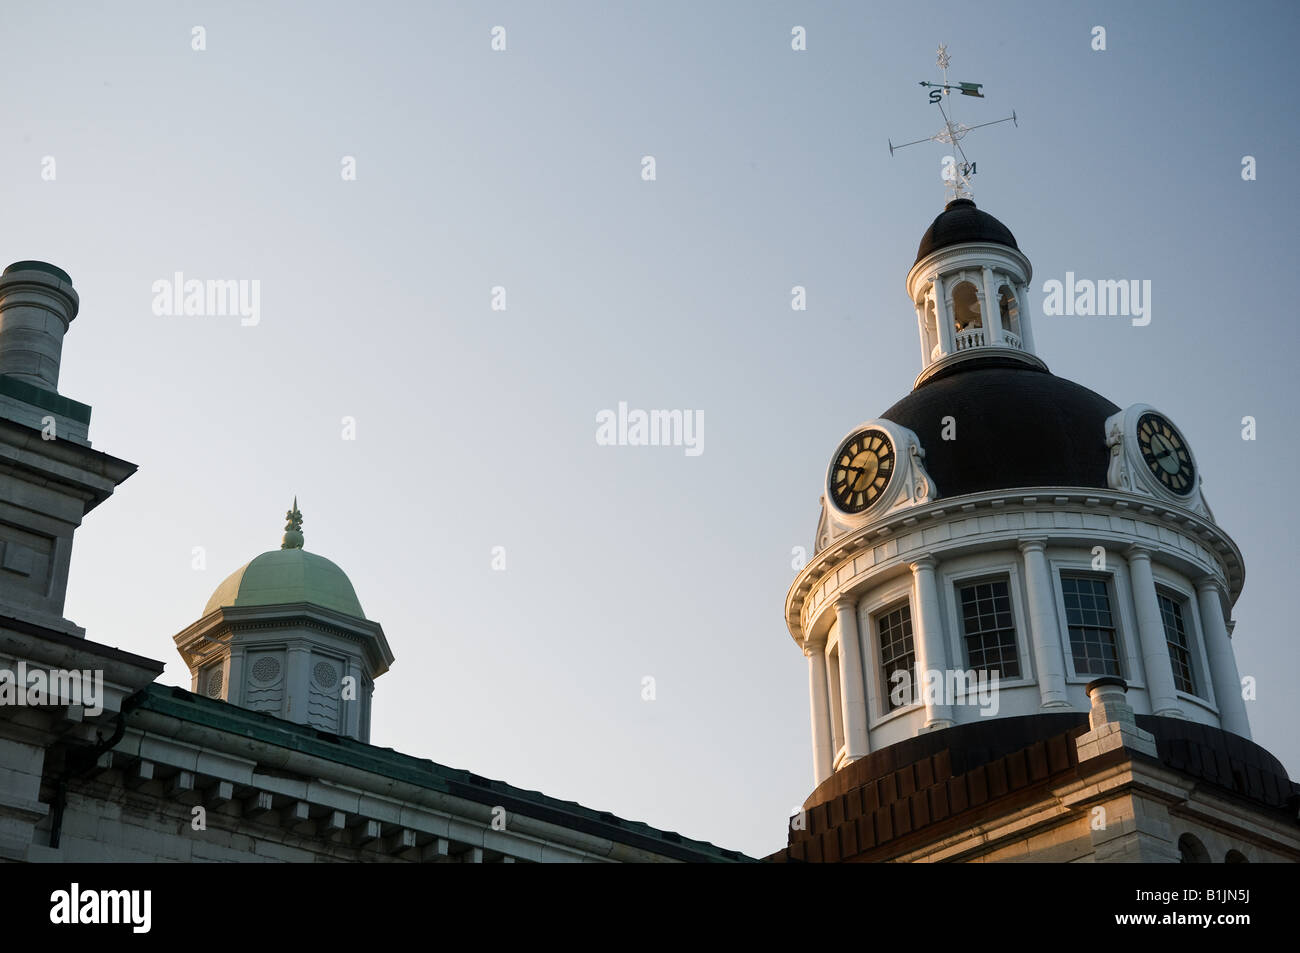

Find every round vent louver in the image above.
[251,656,281,683]
[312,661,338,689]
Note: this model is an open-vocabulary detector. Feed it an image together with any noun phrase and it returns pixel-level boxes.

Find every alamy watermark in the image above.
[890,667,1001,717]
[151,273,260,326]
[1042,272,1151,326]
[50,883,150,933]
[595,402,703,457]
[0,663,103,716]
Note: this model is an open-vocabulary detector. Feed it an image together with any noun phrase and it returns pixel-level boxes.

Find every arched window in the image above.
[998,284,1020,340]
[921,297,937,351]
[924,296,942,359]
[1178,833,1211,863]
[1225,849,1249,863]
[951,281,982,335]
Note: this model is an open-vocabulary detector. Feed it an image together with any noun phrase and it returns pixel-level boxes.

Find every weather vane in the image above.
[888,43,1018,202]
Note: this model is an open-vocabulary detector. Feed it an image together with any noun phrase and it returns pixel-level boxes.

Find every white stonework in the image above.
[789,204,1259,809]
[906,240,1045,386]
[774,197,1300,867]
[790,488,1246,785]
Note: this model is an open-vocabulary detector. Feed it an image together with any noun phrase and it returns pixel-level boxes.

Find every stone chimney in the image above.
[0,261,80,392]
[1075,676,1158,761]
[0,259,135,634]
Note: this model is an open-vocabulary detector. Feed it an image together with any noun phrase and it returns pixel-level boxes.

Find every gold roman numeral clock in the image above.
[1137,412,1195,496]
[829,429,895,514]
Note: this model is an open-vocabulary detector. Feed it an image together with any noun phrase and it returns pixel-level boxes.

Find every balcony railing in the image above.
[930,327,1024,360]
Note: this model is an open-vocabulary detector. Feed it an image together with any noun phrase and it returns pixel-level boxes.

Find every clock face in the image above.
[830,429,895,514]
[1137,412,1195,496]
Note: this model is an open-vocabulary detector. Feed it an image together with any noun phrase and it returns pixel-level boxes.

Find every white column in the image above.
[1019,538,1070,708]
[909,557,954,730]
[932,275,955,355]
[981,266,1003,345]
[805,640,834,784]
[834,598,870,760]
[1196,578,1251,738]
[1126,546,1184,717]
[1015,282,1037,355]
[915,304,931,366]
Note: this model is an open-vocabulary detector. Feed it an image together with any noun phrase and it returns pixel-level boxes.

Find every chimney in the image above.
[0,261,80,392]
[1075,676,1158,761]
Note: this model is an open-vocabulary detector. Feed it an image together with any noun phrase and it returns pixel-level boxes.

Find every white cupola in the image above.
[905,198,1045,385]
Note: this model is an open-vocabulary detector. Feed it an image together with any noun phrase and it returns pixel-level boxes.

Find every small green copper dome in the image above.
[204,548,366,619]
[203,500,364,618]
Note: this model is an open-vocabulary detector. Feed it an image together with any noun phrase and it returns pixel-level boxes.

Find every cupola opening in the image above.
[997,284,1022,344]
[951,279,982,334]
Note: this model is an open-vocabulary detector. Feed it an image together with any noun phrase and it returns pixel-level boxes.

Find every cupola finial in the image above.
[281,496,304,550]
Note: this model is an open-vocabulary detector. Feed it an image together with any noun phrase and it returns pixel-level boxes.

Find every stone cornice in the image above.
[785,486,1245,646]
[907,241,1034,302]
[118,686,751,863]
[0,621,164,722]
[173,602,394,675]
[0,416,136,512]
[913,346,1048,387]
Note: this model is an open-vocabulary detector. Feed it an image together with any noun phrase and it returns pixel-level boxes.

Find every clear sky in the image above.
[3,0,1296,858]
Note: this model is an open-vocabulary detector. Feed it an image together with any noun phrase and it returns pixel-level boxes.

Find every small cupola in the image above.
[173,500,394,743]
[906,198,1045,385]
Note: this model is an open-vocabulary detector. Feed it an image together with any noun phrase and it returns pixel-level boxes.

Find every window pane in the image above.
[1062,576,1121,677]
[959,579,1020,679]
[877,604,916,711]
[1158,593,1197,695]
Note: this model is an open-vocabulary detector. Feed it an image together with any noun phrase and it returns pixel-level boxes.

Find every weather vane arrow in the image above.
[887,43,1018,202]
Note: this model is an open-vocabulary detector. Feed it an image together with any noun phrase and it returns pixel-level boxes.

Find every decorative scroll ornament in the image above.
[1104,405,1213,520]
[815,420,939,553]
[1105,418,1132,491]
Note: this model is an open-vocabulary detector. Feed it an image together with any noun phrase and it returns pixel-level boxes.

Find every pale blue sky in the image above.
[3,1,1295,857]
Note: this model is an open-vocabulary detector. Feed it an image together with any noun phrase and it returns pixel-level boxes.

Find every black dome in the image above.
[881,357,1119,497]
[915,198,1018,265]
